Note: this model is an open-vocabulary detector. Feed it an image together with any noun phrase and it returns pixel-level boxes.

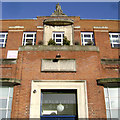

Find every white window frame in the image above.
[52,32,64,45]
[0,32,8,47]
[22,32,36,46]
[0,87,13,119]
[104,87,120,119]
[81,32,94,46]
[109,33,120,48]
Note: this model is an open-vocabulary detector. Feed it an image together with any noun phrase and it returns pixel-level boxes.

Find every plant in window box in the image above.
[86,41,94,46]
[63,36,70,45]
[38,40,43,45]
[48,38,56,45]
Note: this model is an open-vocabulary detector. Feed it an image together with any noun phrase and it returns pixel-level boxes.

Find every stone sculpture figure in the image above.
[51,3,67,16]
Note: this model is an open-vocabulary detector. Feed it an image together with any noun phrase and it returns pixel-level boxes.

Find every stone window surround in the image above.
[30,80,88,118]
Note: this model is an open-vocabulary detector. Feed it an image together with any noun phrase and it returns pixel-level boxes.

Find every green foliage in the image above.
[48,38,56,45]
[63,36,70,45]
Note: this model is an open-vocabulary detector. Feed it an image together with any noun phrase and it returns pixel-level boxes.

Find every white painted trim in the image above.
[93,26,108,29]
[9,26,24,29]
[8,30,24,32]
[37,26,43,28]
[94,30,109,32]
[74,26,81,28]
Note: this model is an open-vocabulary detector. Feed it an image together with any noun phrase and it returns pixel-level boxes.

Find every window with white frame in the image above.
[0,86,13,119]
[52,32,64,45]
[104,87,120,119]
[109,33,120,48]
[0,32,8,47]
[22,32,36,46]
[81,32,95,46]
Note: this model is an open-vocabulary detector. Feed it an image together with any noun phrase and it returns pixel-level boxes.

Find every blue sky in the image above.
[1,2,119,20]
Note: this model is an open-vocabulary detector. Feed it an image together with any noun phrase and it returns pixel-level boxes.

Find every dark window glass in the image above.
[0,39,5,42]
[0,44,3,47]
[84,34,91,37]
[41,89,77,116]
[56,39,61,42]
[56,34,61,37]
[27,34,33,37]
[112,35,118,38]
[0,35,5,38]
[56,44,61,45]
[113,44,120,48]
[84,39,91,42]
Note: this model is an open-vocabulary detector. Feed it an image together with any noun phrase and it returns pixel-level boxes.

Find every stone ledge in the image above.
[0,78,21,86]
[19,45,99,52]
[43,18,74,26]
[0,59,17,65]
[97,78,120,87]
[101,59,120,65]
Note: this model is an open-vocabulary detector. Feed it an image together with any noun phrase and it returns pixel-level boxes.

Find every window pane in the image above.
[0,99,7,108]
[0,110,6,119]
[109,88,118,97]
[0,34,5,38]
[0,39,5,42]
[113,44,120,48]
[7,110,11,118]
[0,87,9,97]
[53,34,55,38]
[56,44,61,45]
[106,109,111,118]
[105,98,110,109]
[8,98,13,108]
[104,88,108,97]
[112,35,118,38]
[56,34,61,37]
[56,39,61,42]
[0,44,3,47]
[111,98,118,109]
[9,88,13,97]
[84,34,91,37]
[84,39,91,42]
[42,90,77,116]
[111,109,118,118]
[27,34,33,37]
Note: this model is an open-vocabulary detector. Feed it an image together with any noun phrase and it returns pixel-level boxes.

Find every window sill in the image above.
[19,45,99,52]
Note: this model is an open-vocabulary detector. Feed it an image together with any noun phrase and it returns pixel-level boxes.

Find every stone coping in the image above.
[43,18,74,26]
[97,78,120,87]
[101,59,120,65]
[0,78,21,86]
[19,45,99,52]
[0,59,16,65]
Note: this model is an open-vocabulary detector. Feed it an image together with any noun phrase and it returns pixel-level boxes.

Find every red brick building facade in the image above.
[0,3,120,119]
